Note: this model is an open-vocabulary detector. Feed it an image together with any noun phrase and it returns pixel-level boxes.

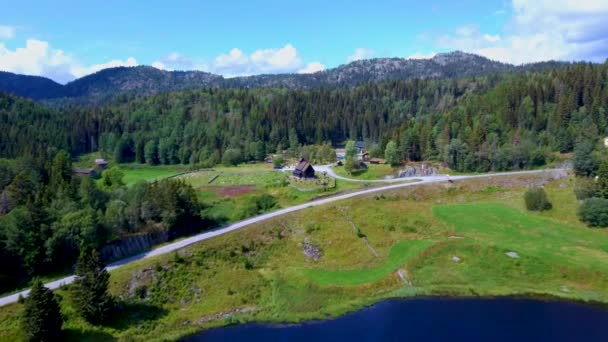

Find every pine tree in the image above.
[21,280,63,342]
[70,248,113,323]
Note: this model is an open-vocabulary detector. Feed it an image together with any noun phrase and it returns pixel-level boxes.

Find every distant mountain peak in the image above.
[0,51,573,105]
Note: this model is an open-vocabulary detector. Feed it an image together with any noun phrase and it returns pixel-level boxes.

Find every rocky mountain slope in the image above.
[0,51,570,104]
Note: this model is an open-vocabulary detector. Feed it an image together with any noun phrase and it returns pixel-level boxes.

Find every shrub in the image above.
[222,148,242,166]
[524,187,552,211]
[578,198,608,227]
[273,155,284,168]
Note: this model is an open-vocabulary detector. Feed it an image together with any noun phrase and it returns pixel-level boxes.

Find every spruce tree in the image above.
[71,248,113,323]
[21,280,63,342]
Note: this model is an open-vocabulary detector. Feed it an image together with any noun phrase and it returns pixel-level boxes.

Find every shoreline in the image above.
[179,291,608,340]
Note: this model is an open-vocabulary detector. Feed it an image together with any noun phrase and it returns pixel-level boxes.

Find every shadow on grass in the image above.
[348,167,369,177]
[102,301,168,331]
[64,329,115,341]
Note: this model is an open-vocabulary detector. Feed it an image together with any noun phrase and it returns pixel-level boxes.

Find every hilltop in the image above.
[0,51,570,104]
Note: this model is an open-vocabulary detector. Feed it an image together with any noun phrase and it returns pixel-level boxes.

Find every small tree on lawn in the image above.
[345,140,357,160]
[344,157,356,175]
[21,280,63,342]
[71,248,114,323]
[524,187,552,211]
[384,140,400,166]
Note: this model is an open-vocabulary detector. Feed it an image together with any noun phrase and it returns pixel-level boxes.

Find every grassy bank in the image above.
[333,163,396,180]
[2,172,607,341]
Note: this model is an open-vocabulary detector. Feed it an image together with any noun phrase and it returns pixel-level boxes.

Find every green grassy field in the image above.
[333,163,395,180]
[118,164,186,186]
[306,240,435,286]
[2,172,608,341]
[183,166,363,223]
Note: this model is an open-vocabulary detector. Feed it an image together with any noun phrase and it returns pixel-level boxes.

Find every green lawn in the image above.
[432,203,608,274]
[118,165,185,186]
[306,240,435,286]
[333,163,396,180]
[3,173,608,341]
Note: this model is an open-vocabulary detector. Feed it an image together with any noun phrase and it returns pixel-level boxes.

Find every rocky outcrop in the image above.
[398,164,439,178]
[101,231,168,261]
[302,238,322,261]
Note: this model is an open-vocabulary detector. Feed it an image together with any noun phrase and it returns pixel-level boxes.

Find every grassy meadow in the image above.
[2,171,608,341]
[333,163,396,180]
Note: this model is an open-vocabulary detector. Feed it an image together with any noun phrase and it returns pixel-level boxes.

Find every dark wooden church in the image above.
[293,157,315,178]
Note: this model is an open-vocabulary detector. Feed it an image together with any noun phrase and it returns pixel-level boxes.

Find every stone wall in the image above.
[101,230,168,261]
[397,163,439,178]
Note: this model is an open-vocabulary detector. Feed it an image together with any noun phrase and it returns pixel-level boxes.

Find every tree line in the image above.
[0,151,208,293]
[1,61,607,172]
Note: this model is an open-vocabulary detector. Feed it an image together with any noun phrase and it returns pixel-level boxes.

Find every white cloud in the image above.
[407,52,436,60]
[70,57,137,78]
[0,25,16,39]
[0,38,137,83]
[1,39,320,81]
[211,44,305,77]
[151,61,165,70]
[436,0,608,63]
[346,48,376,62]
[298,62,325,74]
[153,44,314,77]
[152,52,205,71]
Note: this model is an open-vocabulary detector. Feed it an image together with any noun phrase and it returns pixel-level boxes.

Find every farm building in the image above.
[74,168,97,177]
[95,158,109,169]
[293,158,315,178]
[335,148,346,160]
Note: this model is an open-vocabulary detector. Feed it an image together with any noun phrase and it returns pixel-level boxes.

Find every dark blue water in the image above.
[184,298,608,342]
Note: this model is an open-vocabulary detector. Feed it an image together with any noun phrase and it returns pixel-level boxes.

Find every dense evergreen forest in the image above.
[1,61,608,292]
[2,61,608,172]
[0,153,207,292]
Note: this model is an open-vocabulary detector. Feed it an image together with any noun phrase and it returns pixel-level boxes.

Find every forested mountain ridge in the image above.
[2,60,607,173]
[0,71,65,100]
[0,51,573,105]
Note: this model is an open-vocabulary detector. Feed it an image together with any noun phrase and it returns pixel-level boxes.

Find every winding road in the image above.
[0,168,561,307]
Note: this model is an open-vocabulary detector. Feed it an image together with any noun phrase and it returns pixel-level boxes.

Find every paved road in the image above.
[0,169,560,307]
[315,164,429,183]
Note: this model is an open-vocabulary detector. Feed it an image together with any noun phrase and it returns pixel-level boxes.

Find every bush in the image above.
[222,148,242,166]
[239,194,278,219]
[524,187,552,211]
[273,155,284,168]
[578,198,608,227]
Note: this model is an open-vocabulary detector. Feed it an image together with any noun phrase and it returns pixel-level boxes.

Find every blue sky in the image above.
[1,0,607,83]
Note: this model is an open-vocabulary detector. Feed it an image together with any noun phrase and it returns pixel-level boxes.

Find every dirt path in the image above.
[338,207,379,257]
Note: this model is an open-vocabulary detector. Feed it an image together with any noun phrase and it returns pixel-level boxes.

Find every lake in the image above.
[183,298,608,342]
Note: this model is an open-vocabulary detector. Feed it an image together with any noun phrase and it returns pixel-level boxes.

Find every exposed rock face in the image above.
[398,164,438,178]
[101,230,168,261]
[302,238,322,261]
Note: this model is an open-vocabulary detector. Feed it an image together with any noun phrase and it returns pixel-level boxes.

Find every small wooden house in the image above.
[293,158,315,178]
[95,158,109,169]
[74,168,97,177]
[369,158,386,164]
